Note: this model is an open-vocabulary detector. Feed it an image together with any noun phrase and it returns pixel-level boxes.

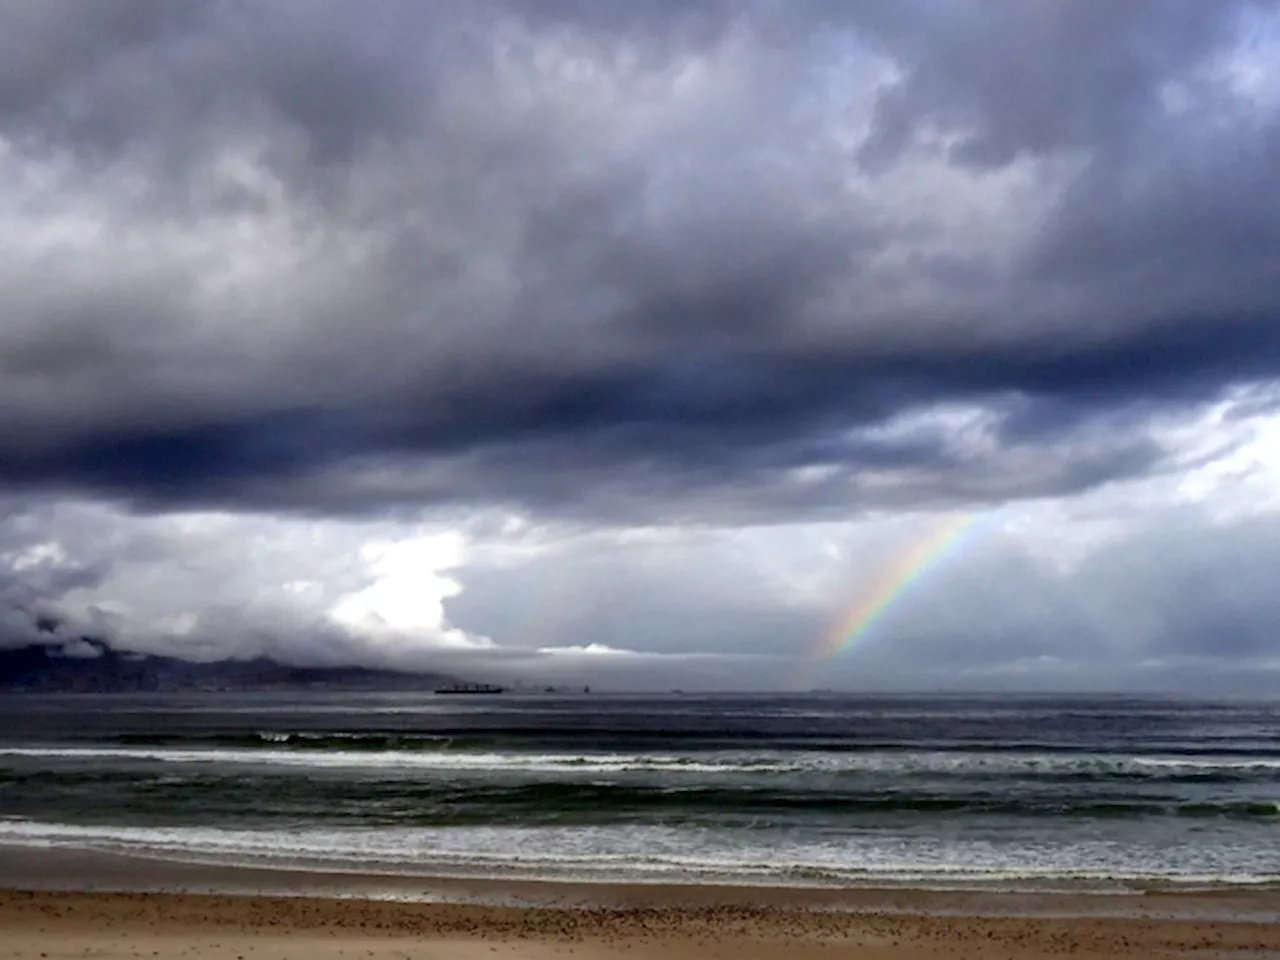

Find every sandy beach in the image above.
[5,882,1280,959]
[5,696,1280,958]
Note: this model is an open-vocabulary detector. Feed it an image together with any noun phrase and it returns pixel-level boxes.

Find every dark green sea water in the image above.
[1,693,1277,889]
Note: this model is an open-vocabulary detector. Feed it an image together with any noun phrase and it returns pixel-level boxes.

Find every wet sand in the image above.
[5,887,1280,959]
[4,846,1280,958]
[6,844,1280,920]
[5,872,1280,960]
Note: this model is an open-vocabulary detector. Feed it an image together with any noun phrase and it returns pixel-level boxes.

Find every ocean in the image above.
[1,693,1277,892]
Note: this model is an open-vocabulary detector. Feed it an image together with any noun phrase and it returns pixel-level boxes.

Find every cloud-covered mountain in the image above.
[0,635,458,693]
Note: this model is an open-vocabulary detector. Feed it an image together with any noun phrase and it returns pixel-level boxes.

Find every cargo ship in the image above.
[433,682,506,694]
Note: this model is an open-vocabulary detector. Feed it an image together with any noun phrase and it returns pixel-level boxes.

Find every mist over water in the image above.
[1,693,1277,890]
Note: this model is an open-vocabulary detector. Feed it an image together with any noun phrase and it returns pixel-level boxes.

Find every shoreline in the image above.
[3,843,1280,923]
[5,888,1280,960]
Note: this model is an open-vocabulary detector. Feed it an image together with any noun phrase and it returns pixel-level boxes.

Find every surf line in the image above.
[794,513,981,688]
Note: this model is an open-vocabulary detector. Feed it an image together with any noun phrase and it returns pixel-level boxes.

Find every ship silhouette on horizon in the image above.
[434,682,506,695]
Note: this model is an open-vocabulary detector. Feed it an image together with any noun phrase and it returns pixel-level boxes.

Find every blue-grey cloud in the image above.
[0,1,1275,521]
[0,2,1279,690]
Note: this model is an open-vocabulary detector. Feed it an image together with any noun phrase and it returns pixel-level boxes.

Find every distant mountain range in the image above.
[0,638,456,693]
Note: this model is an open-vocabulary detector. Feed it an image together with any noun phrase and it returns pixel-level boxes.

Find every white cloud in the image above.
[328,532,490,649]
[536,643,635,656]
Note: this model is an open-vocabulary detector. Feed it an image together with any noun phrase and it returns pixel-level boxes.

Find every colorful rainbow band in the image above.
[793,513,979,687]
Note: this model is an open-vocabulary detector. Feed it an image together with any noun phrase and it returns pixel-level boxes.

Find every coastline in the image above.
[6,690,1280,957]
[5,846,1280,958]
[6,887,1280,960]
[3,843,1280,922]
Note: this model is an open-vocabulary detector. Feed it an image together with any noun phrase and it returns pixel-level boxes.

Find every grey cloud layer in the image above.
[6,484,1278,692]
[0,1,1277,520]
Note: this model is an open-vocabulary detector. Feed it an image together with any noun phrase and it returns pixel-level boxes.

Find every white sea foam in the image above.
[1,818,1277,891]
[3,744,1279,778]
[0,746,801,773]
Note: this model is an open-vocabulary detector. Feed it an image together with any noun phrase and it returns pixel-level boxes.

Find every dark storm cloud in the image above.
[0,1,182,119]
[851,0,1245,168]
[0,0,1277,519]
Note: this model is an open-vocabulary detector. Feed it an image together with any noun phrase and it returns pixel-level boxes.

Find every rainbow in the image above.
[802,513,980,677]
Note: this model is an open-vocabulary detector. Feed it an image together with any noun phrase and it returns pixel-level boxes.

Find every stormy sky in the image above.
[2,0,1280,691]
